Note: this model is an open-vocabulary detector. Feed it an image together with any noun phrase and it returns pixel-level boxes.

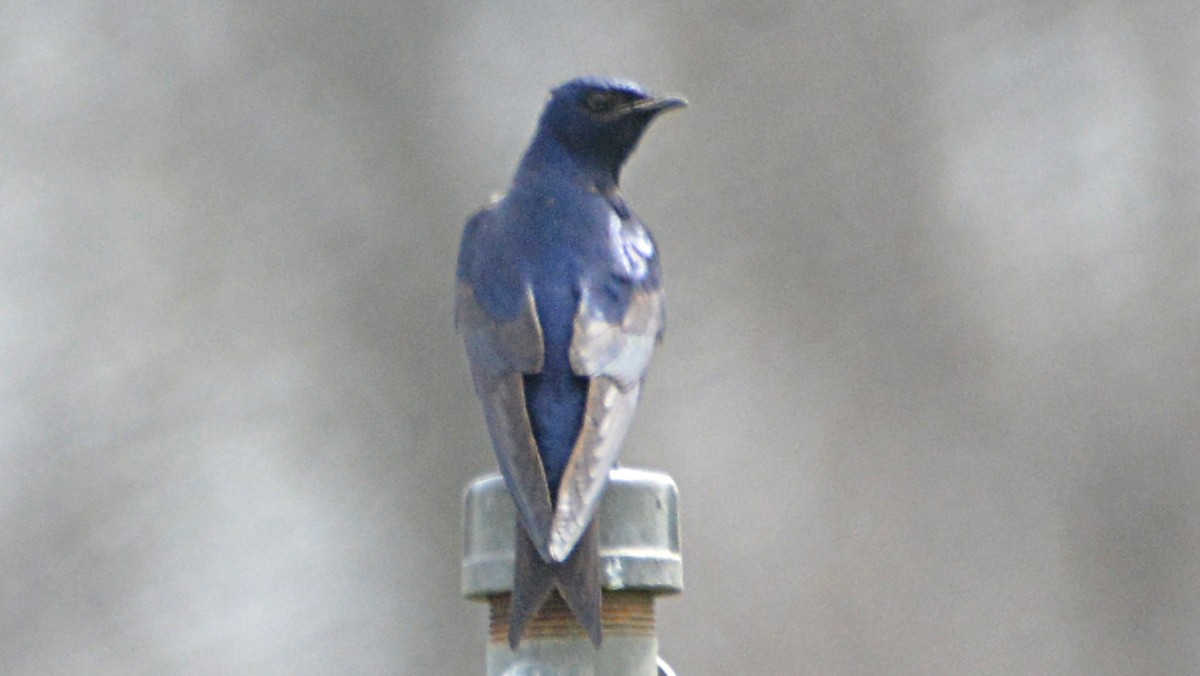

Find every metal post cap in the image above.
[462,467,683,599]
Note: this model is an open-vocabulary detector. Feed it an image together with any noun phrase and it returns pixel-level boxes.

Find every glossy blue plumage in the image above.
[458,77,672,491]
[455,76,683,647]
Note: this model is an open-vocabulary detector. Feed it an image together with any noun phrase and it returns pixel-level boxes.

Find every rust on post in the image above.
[488,590,656,644]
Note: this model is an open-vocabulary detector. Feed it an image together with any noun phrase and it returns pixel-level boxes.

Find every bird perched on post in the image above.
[455,76,685,648]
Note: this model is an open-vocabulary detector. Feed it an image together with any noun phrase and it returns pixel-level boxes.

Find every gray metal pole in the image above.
[463,467,682,675]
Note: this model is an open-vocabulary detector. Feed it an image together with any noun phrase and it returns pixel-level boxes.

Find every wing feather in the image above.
[548,283,665,561]
[455,281,556,561]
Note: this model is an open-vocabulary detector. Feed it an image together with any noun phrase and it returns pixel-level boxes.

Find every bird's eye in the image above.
[585,91,616,114]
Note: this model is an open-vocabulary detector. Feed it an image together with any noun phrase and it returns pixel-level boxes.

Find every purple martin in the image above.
[455,76,684,648]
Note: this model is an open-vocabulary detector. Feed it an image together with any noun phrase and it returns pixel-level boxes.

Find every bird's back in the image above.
[504,179,615,497]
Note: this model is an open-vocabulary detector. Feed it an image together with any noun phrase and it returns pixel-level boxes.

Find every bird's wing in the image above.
[455,279,557,562]
[547,282,665,561]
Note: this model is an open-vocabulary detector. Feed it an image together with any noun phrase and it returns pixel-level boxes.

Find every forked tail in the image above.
[508,519,602,648]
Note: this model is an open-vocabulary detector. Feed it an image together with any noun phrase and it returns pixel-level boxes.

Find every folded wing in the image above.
[455,281,556,562]
[548,283,665,561]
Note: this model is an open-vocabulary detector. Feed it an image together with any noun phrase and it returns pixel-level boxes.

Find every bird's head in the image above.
[533,76,686,180]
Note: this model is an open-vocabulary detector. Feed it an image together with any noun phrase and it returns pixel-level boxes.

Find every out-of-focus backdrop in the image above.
[3,2,1197,674]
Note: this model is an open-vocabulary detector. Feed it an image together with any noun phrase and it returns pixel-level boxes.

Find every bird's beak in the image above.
[626,94,688,116]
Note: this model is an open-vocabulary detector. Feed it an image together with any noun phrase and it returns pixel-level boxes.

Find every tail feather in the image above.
[509,519,602,648]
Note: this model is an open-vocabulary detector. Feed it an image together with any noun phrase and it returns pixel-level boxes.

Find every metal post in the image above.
[463,467,682,675]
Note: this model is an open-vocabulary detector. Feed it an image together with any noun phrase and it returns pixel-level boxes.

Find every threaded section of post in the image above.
[489,590,655,643]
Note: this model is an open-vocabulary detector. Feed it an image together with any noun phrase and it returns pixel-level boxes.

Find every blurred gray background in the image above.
[2,1,1197,674]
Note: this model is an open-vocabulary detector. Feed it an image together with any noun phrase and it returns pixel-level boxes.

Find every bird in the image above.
[455,76,684,648]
